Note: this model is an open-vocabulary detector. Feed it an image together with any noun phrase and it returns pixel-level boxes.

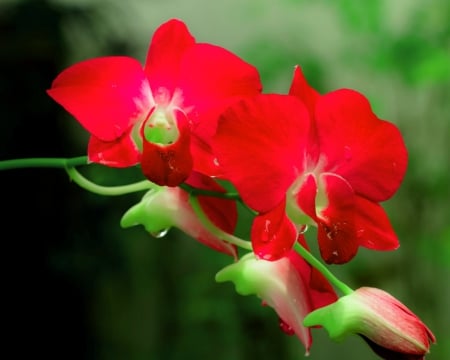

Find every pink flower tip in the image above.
[303,287,436,359]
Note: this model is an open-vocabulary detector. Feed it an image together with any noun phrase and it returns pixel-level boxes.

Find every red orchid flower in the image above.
[216,246,338,354]
[288,66,408,263]
[47,19,261,186]
[121,171,238,257]
[213,67,407,263]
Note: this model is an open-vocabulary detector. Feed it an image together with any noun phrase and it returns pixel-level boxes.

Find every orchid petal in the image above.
[144,19,195,96]
[295,173,319,221]
[288,66,320,118]
[180,43,262,115]
[180,43,262,176]
[251,199,298,261]
[88,132,140,167]
[354,196,399,251]
[48,57,150,141]
[185,171,238,236]
[189,134,223,177]
[288,66,321,164]
[140,110,193,186]
[287,249,338,310]
[316,173,358,264]
[315,89,408,201]
[214,94,310,212]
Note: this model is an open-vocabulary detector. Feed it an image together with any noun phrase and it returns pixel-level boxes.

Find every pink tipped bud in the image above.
[303,287,436,359]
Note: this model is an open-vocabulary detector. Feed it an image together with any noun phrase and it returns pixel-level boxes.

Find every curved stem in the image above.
[294,242,353,296]
[66,167,156,196]
[189,195,252,251]
[0,156,88,170]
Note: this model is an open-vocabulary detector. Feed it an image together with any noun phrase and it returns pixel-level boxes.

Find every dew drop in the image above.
[279,318,295,336]
[261,219,272,243]
[299,225,309,234]
[260,253,273,261]
[150,228,170,238]
[356,229,365,238]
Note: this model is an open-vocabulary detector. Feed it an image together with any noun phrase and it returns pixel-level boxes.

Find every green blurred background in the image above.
[1,0,449,359]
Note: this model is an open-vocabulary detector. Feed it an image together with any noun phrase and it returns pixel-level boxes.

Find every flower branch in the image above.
[65,167,156,196]
[294,242,353,296]
[188,194,253,251]
[179,182,241,199]
[0,156,88,171]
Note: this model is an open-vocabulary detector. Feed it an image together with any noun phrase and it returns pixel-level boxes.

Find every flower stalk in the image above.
[0,155,88,170]
[294,242,353,296]
[188,195,252,251]
[65,167,156,196]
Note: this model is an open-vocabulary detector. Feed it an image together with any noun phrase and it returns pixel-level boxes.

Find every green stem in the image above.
[189,195,253,251]
[179,182,241,199]
[179,183,257,215]
[0,156,88,170]
[294,242,353,296]
[66,167,156,196]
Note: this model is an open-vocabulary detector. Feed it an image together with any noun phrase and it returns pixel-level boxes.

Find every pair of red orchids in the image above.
[45,19,435,359]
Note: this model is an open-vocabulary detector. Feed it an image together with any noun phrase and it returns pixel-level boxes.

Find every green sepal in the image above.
[120,188,172,234]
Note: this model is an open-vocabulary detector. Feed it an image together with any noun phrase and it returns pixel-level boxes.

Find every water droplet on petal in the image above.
[150,228,170,238]
[261,219,272,243]
[279,318,295,336]
[260,253,273,261]
[356,229,365,238]
[299,225,309,234]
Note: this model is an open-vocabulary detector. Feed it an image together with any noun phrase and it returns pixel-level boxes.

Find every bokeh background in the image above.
[1,0,449,359]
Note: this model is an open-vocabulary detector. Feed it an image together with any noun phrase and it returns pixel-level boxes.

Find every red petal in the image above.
[296,173,319,221]
[180,43,262,176]
[308,267,339,309]
[251,199,298,261]
[288,66,320,118]
[180,43,262,113]
[189,133,223,177]
[88,132,140,167]
[354,196,399,251]
[315,89,408,202]
[48,57,150,141]
[140,110,193,186]
[288,66,321,165]
[214,94,310,212]
[144,19,195,96]
[287,250,338,310]
[185,172,238,235]
[172,187,237,257]
[316,173,359,264]
[361,336,428,360]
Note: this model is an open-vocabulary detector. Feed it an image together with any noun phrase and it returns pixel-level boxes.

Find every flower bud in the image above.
[303,287,436,359]
[216,251,337,354]
[120,173,237,257]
